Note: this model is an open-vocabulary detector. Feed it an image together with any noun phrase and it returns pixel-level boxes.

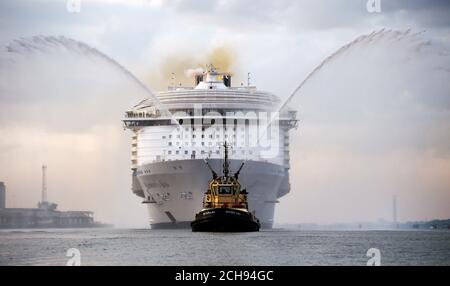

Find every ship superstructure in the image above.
[123,65,297,228]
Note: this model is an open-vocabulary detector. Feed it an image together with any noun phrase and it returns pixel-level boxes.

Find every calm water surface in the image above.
[0,228,449,266]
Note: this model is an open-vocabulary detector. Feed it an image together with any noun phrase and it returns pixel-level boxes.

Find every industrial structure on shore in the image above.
[0,165,109,229]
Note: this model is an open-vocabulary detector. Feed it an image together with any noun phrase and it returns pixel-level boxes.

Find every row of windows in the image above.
[167,141,266,147]
[169,141,214,147]
[176,126,244,132]
[163,134,243,140]
[165,149,254,155]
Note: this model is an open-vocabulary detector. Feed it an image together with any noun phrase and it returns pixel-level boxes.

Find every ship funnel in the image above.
[193,64,232,88]
[223,74,231,87]
[195,74,204,85]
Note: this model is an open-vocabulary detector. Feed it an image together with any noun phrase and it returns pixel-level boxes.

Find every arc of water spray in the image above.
[275,28,427,116]
[6,36,178,123]
[4,35,211,165]
[253,29,426,156]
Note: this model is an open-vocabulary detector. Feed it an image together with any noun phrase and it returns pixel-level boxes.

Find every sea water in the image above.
[0,228,449,266]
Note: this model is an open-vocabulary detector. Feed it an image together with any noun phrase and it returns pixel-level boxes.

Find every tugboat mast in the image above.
[223,142,230,178]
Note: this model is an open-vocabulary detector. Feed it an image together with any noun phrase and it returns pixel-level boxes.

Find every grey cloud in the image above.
[380,0,450,28]
[382,0,450,13]
[166,0,450,31]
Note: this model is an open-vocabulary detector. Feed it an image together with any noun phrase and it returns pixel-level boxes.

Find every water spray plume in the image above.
[256,29,448,156]
[276,29,428,114]
[5,35,174,120]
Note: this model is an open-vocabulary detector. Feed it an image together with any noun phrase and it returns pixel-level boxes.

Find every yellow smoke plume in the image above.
[143,45,238,91]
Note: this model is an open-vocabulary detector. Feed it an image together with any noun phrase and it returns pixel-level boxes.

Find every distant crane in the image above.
[42,164,47,203]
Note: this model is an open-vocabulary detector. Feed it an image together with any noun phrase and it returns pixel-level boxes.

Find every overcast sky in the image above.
[0,0,449,227]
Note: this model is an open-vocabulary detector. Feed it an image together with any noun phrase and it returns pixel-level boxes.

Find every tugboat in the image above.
[191,143,261,232]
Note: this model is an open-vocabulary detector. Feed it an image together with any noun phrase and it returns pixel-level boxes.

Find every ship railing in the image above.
[125,111,161,119]
[165,86,257,91]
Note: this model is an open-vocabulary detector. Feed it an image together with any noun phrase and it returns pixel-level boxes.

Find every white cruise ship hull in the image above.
[134,159,289,229]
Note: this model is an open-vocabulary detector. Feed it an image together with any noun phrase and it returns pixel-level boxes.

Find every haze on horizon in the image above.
[0,0,449,227]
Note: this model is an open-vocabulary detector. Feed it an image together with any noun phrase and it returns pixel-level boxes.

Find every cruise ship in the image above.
[123,65,297,229]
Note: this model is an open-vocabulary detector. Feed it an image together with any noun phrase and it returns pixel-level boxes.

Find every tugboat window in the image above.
[218,186,232,194]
